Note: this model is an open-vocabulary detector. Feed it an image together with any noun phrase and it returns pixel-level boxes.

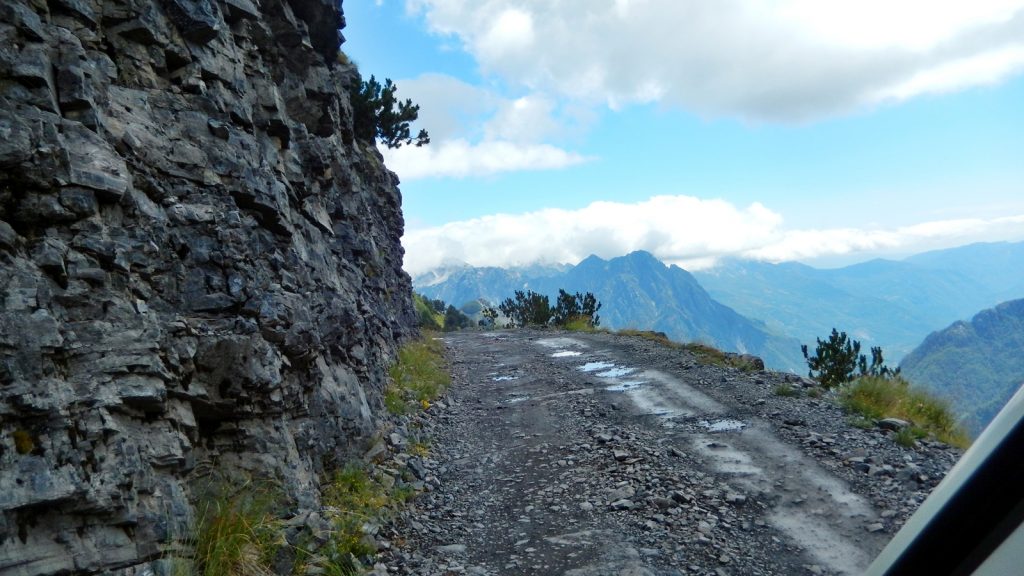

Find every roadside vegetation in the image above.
[412,293,444,330]
[184,468,416,576]
[801,328,899,389]
[189,479,283,576]
[413,292,475,332]
[840,375,971,449]
[385,335,450,414]
[498,289,601,329]
[801,328,970,449]
[315,464,415,574]
[184,336,450,574]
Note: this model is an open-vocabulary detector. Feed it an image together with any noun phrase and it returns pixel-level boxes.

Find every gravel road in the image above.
[374,330,961,576]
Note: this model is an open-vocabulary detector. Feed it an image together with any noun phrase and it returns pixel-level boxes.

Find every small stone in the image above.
[725,493,747,506]
[867,523,885,533]
[877,418,911,432]
[609,499,635,511]
[0,220,18,250]
[651,496,675,509]
[208,118,230,139]
[436,544,467,554]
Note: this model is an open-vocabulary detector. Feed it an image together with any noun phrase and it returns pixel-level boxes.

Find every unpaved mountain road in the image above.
[376,330,961,576]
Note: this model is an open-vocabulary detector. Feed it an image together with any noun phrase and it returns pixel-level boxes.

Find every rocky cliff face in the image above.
[0,0,415,572]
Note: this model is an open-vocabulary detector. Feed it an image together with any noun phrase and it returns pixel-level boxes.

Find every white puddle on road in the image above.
[603,369,723,420]
[551,350,583,358]
[700,419,746,432]
[692,437,763,475]
[596,367,635,378]
[578,361,615,372]
[536,337,589,349]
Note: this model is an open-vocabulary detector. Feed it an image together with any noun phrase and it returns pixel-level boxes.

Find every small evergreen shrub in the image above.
[498,290,553,327]
[552,289,602,328]
[443,305,473,332]
[802,328,899,389]
[350,75,429,149]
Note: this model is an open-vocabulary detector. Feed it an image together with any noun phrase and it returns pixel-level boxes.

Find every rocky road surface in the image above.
[375,330,962,576]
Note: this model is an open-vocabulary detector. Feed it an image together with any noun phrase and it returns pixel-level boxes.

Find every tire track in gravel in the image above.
[382,330,895,576]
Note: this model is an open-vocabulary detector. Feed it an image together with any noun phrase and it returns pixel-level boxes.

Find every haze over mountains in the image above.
[694,242,1024,363]
[414,241,1024,392]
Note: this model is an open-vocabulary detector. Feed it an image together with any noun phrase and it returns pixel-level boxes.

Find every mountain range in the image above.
[417,251,805,370]
[414,241,1024,378]
[901,298,1024,436]
[693,242,1024,362]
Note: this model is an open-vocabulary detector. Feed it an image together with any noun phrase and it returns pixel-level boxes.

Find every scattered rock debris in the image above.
[373,330,961,575]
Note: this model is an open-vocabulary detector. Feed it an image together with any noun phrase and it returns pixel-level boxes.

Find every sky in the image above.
[342,1,1024,277]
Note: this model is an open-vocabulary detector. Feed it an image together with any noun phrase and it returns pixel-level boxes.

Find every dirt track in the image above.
[376,330,961,575]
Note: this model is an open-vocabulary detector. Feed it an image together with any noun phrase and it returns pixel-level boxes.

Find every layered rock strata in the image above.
[0,0,415,572]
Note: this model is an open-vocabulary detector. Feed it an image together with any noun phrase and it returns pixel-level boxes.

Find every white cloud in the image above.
[483,95,561,143]
[390,74,498,142]
[401,195,1024,276]
[383,74,591,179]
[873,46,1024,102]
[479,8,535,60]
[381,139,590,179]
[406,0,1024,120]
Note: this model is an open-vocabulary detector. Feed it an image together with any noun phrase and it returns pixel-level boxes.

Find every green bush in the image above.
[801,329,860,388]
[320,465,390,569]
[893,427,924,448]
[497,289,603,329]
[443,305,473,332]
[564,316,600,332]
[192,481,284,576]
[387,337,450,412]
[552,289,602,328]
[412,293,443,331]
[802,329,899,389]
[498,290,552,327]
[479,306,498,327]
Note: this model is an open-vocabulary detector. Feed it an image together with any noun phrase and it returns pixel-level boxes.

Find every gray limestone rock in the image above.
[0,0,416,573]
